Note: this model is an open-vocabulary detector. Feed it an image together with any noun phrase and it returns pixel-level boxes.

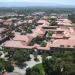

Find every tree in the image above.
[42,58,55,75]
[51,21,58,26]
[5,62,14,72]
[42,52,75,75]
[47,31,53,37]
[4,48,30,67]
[68,14,75,23]
[1,28,14,39]
[26,68,32,75]
[0,58,14,73]
[0,64,3,73]
[26,67,43,75]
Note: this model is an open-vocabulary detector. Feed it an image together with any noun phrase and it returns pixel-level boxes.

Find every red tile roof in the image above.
[13,34,33,45]
[50,39,75,48]
[4,40,33,49]
[3,20,12,26]
[58,19,72,26]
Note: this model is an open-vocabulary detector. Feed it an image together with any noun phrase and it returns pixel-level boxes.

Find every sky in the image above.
[0,0,74,4]
[0,0,75,7]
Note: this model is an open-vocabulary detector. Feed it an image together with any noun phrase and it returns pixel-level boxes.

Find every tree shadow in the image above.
[16,62,27,69]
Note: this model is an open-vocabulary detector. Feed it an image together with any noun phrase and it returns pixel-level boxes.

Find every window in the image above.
[73,46,75,48]
[67,45,70,47]
[60,45,64,48]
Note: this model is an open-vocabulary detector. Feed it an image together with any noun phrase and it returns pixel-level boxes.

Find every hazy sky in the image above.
[0,0,74,4]
[0,0,75,6]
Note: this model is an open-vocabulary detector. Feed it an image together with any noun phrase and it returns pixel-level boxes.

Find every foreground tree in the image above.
[0,58,14,73]
[26,67,43,75]
[42,52,75,75]
[4,48,30,68]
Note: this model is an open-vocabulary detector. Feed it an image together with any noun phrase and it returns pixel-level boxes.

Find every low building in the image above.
[3,20,13,26]
[50,39,75,52]
[37,20,49,25]
[57,19,72,27]
[33,27,46,38]
[13,34,33,45]
[3,40,33,49]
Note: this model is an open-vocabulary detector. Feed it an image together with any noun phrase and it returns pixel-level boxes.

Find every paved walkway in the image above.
[14,54,42,74]
[0,52,52,74]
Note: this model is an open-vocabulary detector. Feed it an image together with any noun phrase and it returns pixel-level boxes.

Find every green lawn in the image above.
[33,63,46,75]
